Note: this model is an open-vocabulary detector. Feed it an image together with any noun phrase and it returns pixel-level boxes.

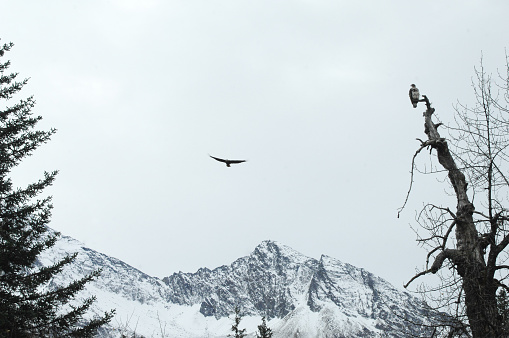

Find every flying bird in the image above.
[209,155,246,167]
[409,84,420,108]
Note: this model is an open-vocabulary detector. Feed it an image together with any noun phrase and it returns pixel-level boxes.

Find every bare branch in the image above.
[430,249,461,273]
[405,248,462,289]
[473,210,491,219]
[426,246,443,270]
[404,268,433,289]
[496,233,509,253]
[442,220,457,249]
[397,141,429,218]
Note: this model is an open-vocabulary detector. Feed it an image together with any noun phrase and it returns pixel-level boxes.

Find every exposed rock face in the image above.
[163,241,318,320]
[40,236,436,337]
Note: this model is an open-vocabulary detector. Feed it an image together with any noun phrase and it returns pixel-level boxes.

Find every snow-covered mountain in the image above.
[39,235,437,337]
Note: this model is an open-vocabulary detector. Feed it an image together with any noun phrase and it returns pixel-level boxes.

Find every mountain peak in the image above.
[253,239,289,252]
[252,240,314,266]
[39,234,437,337]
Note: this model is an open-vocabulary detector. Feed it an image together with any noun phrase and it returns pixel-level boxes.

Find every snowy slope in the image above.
[38,235,436,337]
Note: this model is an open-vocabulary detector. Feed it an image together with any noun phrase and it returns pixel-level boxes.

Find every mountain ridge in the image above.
[38,234,436,337]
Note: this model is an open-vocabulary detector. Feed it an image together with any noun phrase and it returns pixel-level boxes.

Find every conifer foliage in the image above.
[228,306,247,338]
[256,316,273,338]
[0,41,113,337]
[498,289,509,336]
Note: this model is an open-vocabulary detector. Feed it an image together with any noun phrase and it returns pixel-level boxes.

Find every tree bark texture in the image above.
[422,100,501,337]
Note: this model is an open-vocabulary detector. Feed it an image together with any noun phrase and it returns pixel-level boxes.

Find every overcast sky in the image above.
[2,0,509,289]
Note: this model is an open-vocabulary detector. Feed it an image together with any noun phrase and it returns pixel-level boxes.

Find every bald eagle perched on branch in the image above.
[409,84,420,108]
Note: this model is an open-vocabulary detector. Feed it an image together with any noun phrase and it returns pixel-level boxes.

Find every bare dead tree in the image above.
[400,57,509,337]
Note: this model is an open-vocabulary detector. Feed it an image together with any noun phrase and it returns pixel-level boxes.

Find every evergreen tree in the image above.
[497,289,509,335]
[228,306,246,338]
[256,316,273,338]
[0,40,114,337]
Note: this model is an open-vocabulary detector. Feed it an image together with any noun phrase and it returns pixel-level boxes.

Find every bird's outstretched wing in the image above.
[209,155,228,163]
[227,159,246,164]
[209,155,247,166]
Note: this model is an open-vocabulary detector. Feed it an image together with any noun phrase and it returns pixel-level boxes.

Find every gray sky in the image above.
[2,0,508,289]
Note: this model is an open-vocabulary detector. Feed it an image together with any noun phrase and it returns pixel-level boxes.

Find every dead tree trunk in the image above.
[417,96,501,337]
